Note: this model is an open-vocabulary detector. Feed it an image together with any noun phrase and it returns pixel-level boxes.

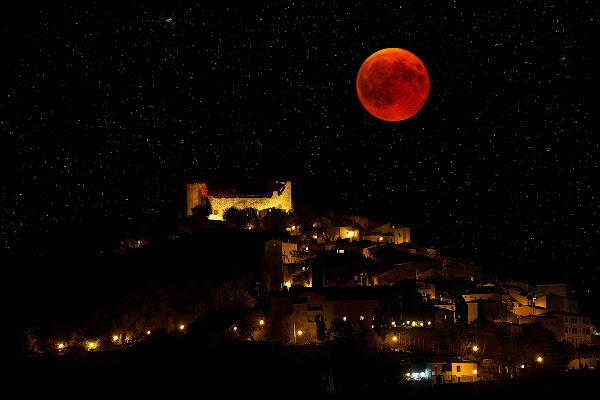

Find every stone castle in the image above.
[186,181,293,221]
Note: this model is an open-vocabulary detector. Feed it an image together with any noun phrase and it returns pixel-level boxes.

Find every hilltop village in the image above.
[14,181,599,392]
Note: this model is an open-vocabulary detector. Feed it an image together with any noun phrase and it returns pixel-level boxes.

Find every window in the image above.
[343,316,347,321]
[360,315,364,321]
[456,365,461,372]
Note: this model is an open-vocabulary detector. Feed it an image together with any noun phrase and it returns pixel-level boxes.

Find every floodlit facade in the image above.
[186,180,292,220]
[432,361,479,384]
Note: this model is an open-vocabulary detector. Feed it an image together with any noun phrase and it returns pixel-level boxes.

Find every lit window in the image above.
[360,316,364,321]
[343,316,347,321]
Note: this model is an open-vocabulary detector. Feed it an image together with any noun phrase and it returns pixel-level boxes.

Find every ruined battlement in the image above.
[186,181,292,221]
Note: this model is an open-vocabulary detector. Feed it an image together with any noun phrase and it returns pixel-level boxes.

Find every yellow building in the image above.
[432,361,479,384]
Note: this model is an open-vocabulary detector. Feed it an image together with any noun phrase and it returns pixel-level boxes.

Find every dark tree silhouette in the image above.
[223,207,259,230]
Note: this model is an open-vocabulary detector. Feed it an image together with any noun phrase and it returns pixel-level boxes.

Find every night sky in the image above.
[2,2,598,297]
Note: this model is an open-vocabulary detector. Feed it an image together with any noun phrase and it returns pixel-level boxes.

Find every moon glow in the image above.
[356,48,430,122]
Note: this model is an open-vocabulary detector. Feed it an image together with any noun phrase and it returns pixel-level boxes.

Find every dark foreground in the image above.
[11,338,598,398]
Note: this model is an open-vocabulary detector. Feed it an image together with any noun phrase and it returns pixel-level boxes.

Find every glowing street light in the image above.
[537,356,543,363]
[179,324,185,331]
[473,345,479,352]
[259,319,264,326]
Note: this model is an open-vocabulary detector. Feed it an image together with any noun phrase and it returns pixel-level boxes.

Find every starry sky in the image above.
[2,2,598,294]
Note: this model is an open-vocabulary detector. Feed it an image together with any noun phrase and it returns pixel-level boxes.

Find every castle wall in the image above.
[186,181,292,220]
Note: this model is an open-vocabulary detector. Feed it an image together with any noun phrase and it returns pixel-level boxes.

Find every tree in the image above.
[259,208,289,232]
[223,207,259,230]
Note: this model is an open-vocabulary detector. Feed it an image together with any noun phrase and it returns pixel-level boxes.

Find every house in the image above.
[519,311,594,348]
[536,283,575,300]
[267,286,402,344]
[431,360,479,384]
[462,286,505,303]
[374,264,418,285]
[416,281,436,301]
[311,216,363,242]
[466,299,512,324]
[268,288,379,344]
[363,222,410,244]
[508,287,534,308]
[432,306,455,328]
[514,304,549,317]
[534,292,578,314]
[265,239,303,288]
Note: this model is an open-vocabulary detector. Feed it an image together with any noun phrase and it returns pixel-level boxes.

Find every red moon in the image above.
[356,48,430,122]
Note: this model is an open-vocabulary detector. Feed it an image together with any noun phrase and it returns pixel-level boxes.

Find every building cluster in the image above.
[264,224,596,349]
[190,180,596,358]
[252,194,598,381]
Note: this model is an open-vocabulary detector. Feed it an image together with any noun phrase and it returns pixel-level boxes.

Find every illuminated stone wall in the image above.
[186,181,292,220]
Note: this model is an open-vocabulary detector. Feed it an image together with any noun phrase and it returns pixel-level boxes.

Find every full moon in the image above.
[356,48,430,122]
